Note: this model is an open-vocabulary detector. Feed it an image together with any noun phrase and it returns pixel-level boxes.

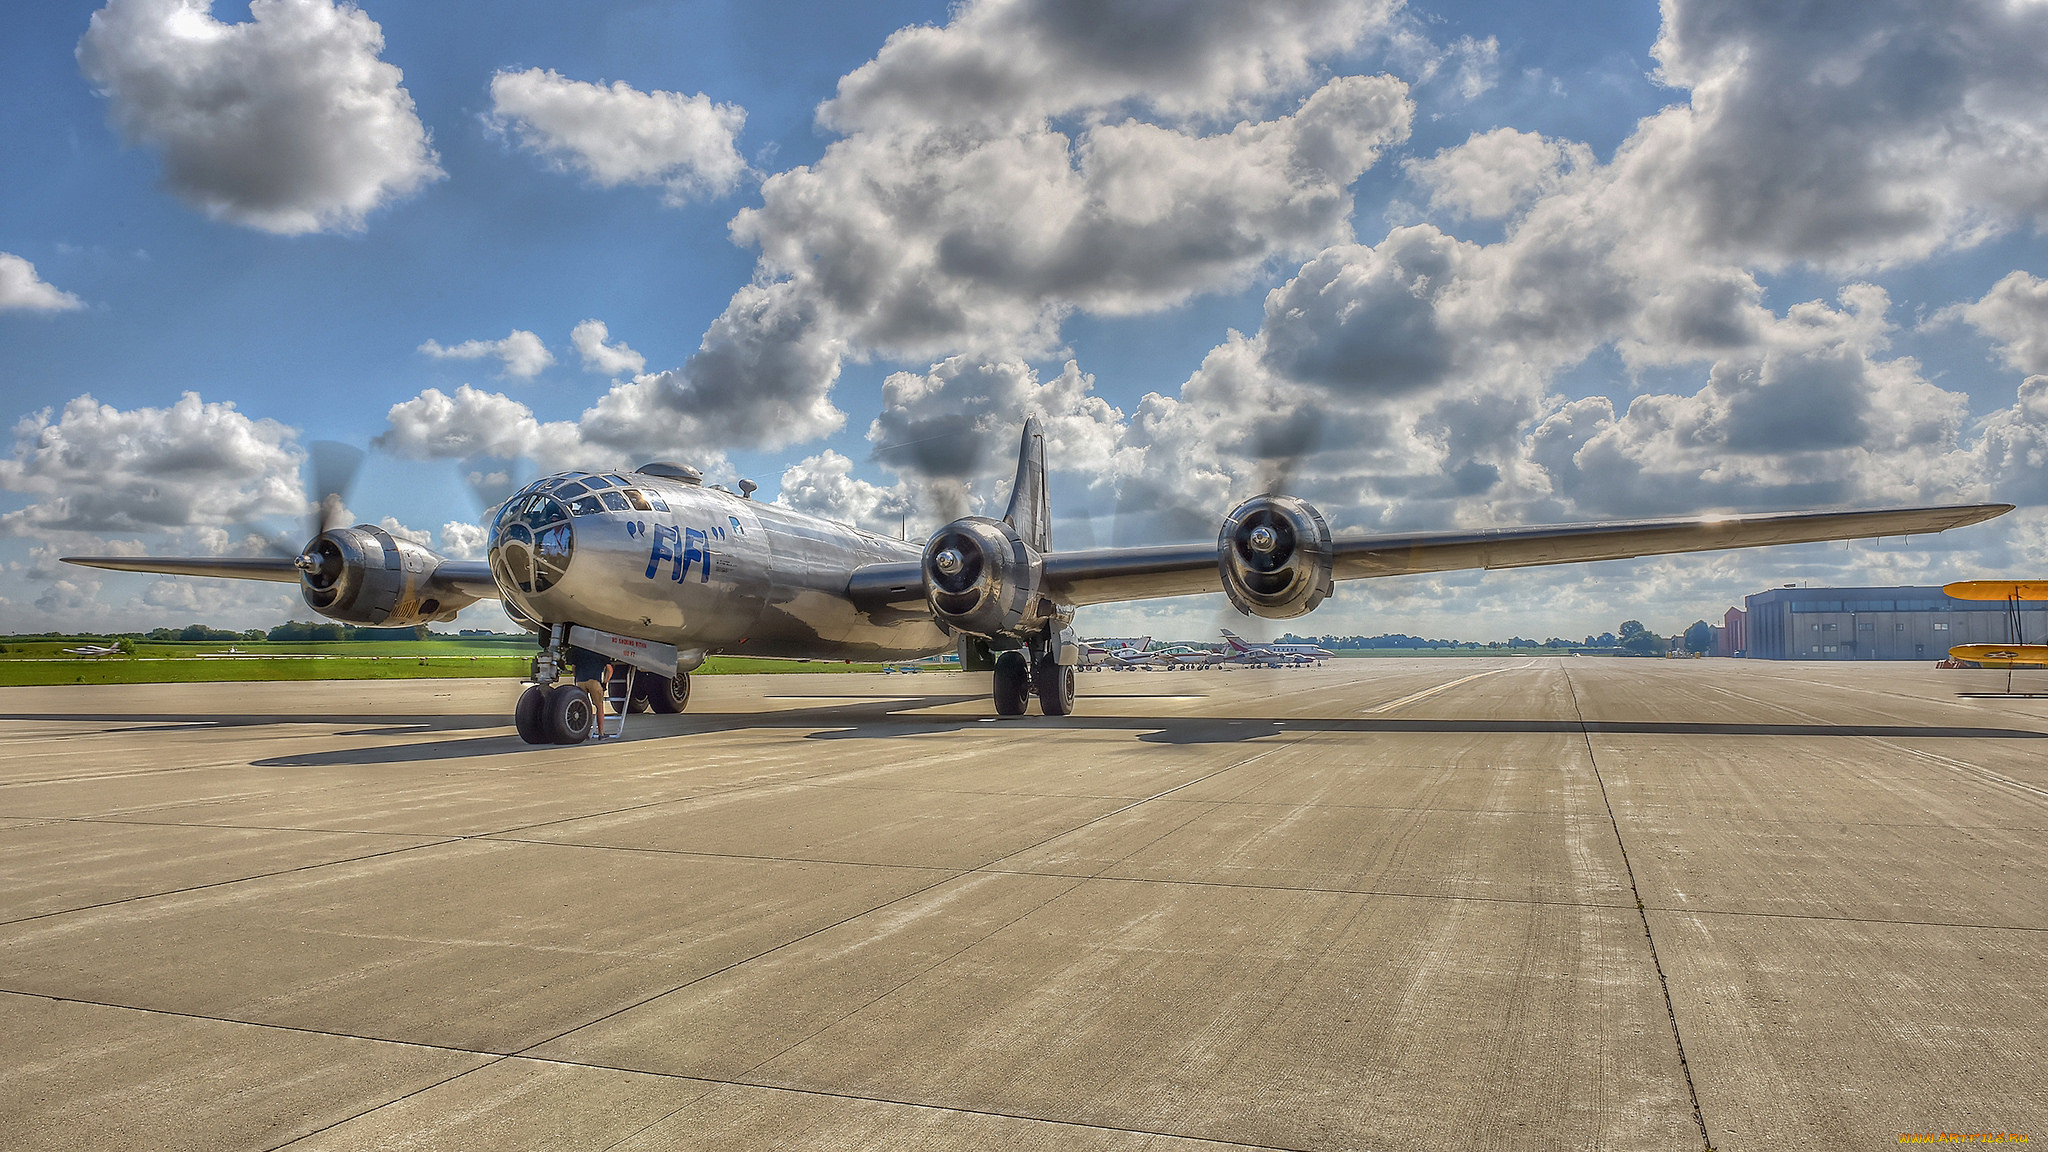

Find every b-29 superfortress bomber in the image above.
[66,420,2011,744]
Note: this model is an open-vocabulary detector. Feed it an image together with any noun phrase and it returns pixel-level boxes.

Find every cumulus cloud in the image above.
[0,392,304,536]
[740,72,1412,364]
[541,0,1411,460]
[76,0,442,235]
[822,0,1399,131]
[775,450,914,535]
[1944,271,2048,375]
[375,384,628,473]
[376,515,431,546]
[418,330,555,380]
[1405,128,1588,220]
[570,319,646,376]
[1635,0,2048,270]
[437,520,486,559]
[0,253,86,312]
[488,67,747,204]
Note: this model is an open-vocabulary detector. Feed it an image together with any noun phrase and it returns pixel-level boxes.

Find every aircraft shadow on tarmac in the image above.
[9,695,2042,768]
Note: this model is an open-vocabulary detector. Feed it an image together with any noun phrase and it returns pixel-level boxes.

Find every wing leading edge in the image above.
[60,555,501,601]
[1021,502,2012,608]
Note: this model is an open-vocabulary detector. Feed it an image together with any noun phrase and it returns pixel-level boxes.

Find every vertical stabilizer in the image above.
[1003,417,1050,552]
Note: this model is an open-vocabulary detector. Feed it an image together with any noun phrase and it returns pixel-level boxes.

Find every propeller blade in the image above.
[306,440,365,539]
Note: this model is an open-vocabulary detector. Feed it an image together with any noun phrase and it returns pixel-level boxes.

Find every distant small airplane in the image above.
[1145,643,1228,669]
[1219,628,1334,666]
[881,653,961,673]
[1080,637,1154,669]
[61,643,122,658]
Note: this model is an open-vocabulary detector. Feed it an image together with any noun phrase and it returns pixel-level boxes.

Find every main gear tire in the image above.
[993,650,1031,716]
[1032,657,1075,716]
[545,683,594,744]
[514,685,550,745]
[642,670,691,713]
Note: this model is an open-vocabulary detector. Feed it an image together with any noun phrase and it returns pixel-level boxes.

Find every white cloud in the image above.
[376,516,431,546]
[418,330,555,379]
[76,0,442,235]
[1944,271,2048,375]
[546,0,1411,461]
[1405,128,1588,220]
[822,0,1398,131]
[774,450,914,536]
[374,384,629,473]
[0,253,86,312]
[570,319,646,376]
[488,67,747,204]
[1635,0,2048,270]
[437,520,486,559]
[0,392,304,536]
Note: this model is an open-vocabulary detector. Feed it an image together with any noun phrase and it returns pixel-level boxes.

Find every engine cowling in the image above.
[1217,495,1335,619]
[297,525,469,627]
[922,516,1045,638]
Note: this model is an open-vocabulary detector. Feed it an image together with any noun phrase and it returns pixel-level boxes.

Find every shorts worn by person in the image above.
[569,646,611,720]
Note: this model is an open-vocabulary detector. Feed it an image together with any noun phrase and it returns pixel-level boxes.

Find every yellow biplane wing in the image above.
[1943,581,2048,601]
[1948,644,2048,667]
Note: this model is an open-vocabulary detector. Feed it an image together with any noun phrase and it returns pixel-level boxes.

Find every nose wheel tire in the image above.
[1033,658,1075,716]
[641,670,691,713]
[514,685,549,744]
[993,650,1031,716]
[545,683,595,744]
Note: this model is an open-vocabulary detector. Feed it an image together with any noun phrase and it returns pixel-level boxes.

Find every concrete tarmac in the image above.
[1,659,2044,1150]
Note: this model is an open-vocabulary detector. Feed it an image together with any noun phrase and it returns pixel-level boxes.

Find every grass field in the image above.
[0,638,889,686]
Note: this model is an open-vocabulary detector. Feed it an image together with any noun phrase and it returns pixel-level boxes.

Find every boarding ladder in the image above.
[595,665,634,741]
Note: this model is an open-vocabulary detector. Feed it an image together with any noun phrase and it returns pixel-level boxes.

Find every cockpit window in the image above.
[568,494,605,516]
[553,482,587,501]
[623,488,653,512]
[599,490,630,512]
[643,489,668,511]
[584,475,616,489]
[488,493,574,594]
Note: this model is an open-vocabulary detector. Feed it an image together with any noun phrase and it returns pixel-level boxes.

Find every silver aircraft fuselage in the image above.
[485,469,949,667]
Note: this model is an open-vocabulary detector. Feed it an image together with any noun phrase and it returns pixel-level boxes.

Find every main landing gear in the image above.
[992,642,1076,718]
[514,682,597,745]
[514,628,692,745]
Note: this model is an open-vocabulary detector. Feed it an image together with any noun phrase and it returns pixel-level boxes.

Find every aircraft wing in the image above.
[1021,503,2011,608]
[60,555,501,600]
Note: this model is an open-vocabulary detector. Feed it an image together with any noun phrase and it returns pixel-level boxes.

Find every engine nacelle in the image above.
[1218,495,1335,619]
[298,525,467,627]
[922,516,1045,638]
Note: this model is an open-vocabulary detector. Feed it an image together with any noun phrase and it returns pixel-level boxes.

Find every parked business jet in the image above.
[1219,629,1334,666]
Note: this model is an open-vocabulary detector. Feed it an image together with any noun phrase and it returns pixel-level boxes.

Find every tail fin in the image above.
[1220,629,1249,651]
[1003,417,1050,551]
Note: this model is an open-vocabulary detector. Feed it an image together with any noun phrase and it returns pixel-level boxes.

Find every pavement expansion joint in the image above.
[1646,902,2048,934]
[1564,665,1714,1152]
[536,1062,1317,1152]
[504,740,1310,1072]
[0,988,503,1060]
[0,836,466,928]
[973,865,1640,909]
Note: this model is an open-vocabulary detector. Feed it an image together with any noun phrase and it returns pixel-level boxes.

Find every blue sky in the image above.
[5,0,2048,640]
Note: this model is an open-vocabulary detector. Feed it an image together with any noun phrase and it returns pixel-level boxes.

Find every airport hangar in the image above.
[1720,584,2048,660]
